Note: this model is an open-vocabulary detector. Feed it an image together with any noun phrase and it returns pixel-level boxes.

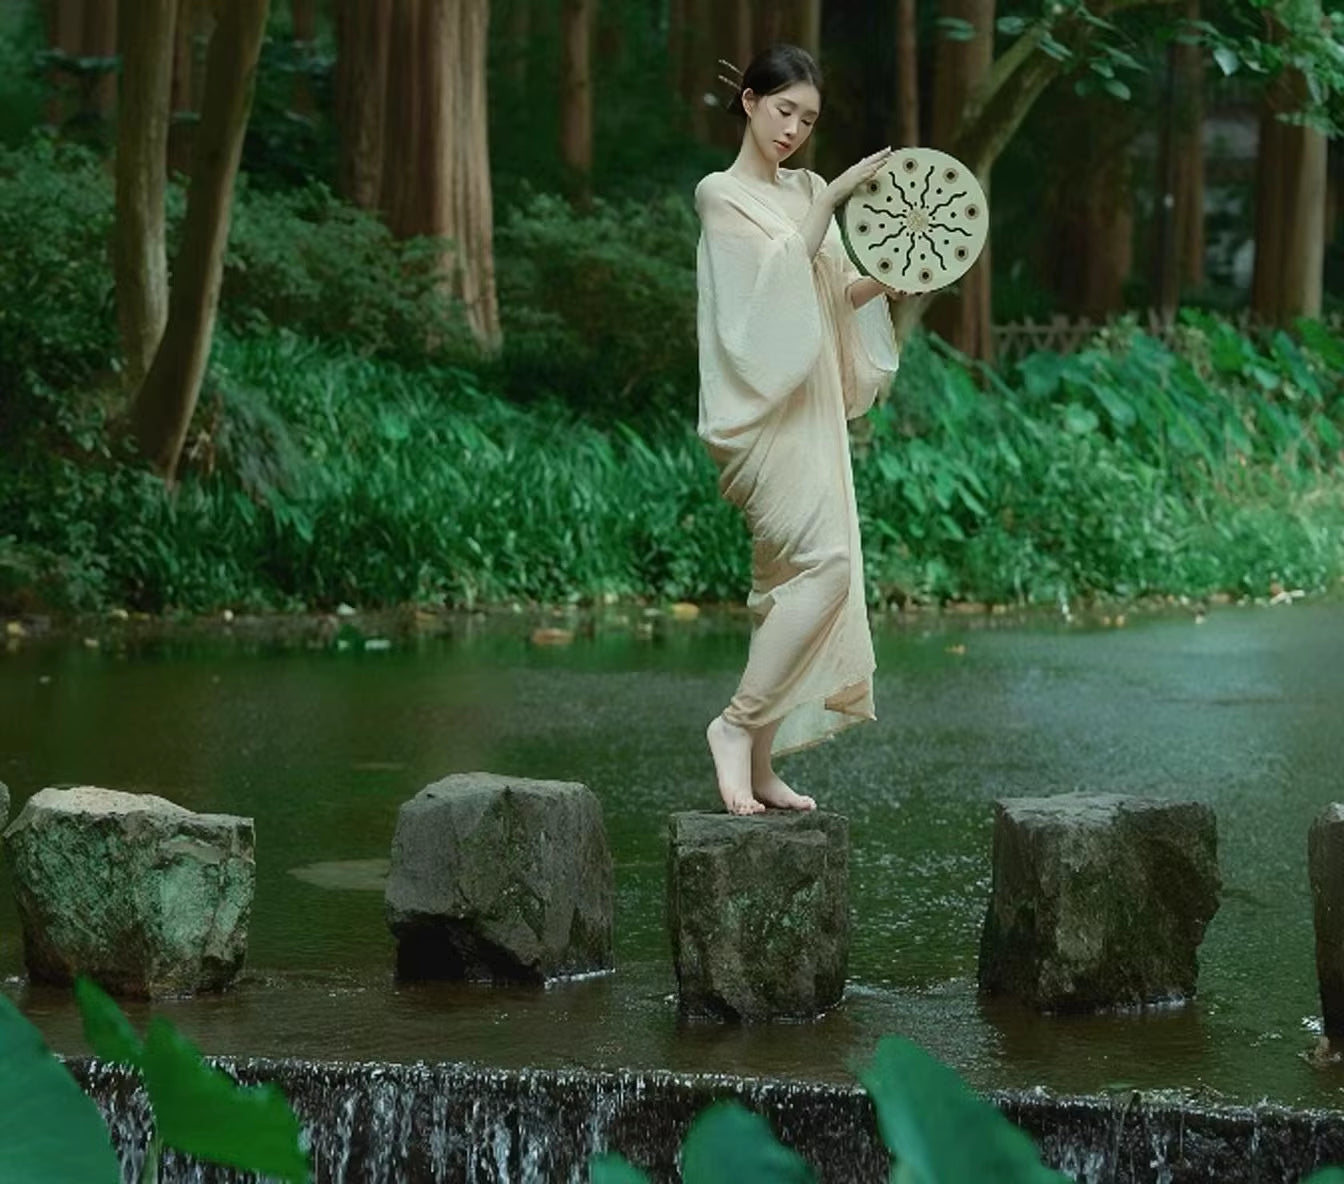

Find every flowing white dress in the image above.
[695,167,900,755]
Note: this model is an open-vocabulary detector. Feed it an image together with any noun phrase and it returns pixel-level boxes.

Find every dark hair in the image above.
[727,44,823,121]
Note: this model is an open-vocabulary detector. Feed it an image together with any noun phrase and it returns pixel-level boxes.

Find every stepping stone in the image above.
[385,773,614,983]
[4,786,254,997]
[978,792,1220,1012]
[667,810,849,1022]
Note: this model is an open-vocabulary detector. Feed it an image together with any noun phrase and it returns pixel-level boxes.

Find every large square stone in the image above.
[4,786,255,997]
[385,773,614,983]
[978,793,1220,1012]
[667,810,849,1022]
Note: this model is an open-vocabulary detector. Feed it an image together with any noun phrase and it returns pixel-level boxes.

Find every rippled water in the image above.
[4,602,1344,1108]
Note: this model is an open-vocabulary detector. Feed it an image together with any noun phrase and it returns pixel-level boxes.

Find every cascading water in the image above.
[69,1059,1344,1183]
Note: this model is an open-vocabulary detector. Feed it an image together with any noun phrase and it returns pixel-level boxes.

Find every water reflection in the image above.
[3,603,1344,1106]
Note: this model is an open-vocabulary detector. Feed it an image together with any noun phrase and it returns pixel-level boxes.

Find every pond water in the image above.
[3,601,1343,1109]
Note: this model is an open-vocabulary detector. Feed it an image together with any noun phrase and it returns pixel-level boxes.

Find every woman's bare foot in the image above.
[751,727,815,810]
[751,771,816,811]
[707,715,764,815]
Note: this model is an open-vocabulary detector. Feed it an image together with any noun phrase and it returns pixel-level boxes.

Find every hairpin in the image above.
[716,58,743,92]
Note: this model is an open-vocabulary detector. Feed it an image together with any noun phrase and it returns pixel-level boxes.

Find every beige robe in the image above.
[695,167,900,756]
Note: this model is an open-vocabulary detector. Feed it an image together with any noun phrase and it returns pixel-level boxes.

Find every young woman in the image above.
[696,44,901,815]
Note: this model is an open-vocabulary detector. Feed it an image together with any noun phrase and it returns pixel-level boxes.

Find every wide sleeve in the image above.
[696,174,823,414]
[805,172,901,420]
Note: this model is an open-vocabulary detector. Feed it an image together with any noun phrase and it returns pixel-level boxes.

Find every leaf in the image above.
[1102,78,1132,101]
[995,15,1027,34]
[75,976,145,1069]
[1213,45,1240,75]
[856,1036,1069,1184]
[0,992,121,1184]
[590,1153,654,1184]
[140,1019,310,1183]
[1301,1172,1344,1184]
[680,1102,815,1184]
[1063,404,1100,435]
[935,16,976,41]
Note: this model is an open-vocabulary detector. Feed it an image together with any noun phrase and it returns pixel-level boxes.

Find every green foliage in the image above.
[493,190,699,420]
[594,1102,815,1184]
[0,138,118,444]
[77,977,309,1183]
[0,0,45,146]
[221,180,476,363]
[0,991,121,1184]
[858,1037,1069,1184]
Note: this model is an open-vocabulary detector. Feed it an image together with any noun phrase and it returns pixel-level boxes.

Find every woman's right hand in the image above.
[825,147,894,208]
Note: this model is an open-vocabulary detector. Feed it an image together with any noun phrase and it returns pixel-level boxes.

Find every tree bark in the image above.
[130,0,271,481]
[168,0,207,175]
[1048,101,1136,319]
[1172,0,1204,290]
[560,0,595,203]
[928,0,995,359]
[334,0,392,209]
[895,0,919,146]
[84,0,119,118]
[114,0,177,389]
[291,0,317,116]
[1251,68,1326,324]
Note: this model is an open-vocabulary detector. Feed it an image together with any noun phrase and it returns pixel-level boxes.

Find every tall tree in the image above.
[333,0,392,209]
[114,0,177,388]
[130,0,271,480]
[1251,64,1327,323]
[291,0,318,116]
[927,0,995,360]
[560,0,595,202]
[895,0,919,146]
[44,0,120,130]
[168,0,208,175]
[1172,0,1205,291]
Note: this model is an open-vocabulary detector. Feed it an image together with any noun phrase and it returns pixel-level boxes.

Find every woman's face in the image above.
[743,81,820,164]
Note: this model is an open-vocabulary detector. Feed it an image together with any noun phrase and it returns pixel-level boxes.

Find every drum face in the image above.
[839,148,988,293]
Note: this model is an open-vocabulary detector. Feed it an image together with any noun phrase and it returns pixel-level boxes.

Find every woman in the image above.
[696,44,901,815]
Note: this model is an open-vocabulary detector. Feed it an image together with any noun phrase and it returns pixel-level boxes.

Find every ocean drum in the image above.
[839,147,988,294]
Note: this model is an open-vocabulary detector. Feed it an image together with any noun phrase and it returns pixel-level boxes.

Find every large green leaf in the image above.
[856,1037,1068,1184]
[680,1101,815,1184]
[589,1152,654,1183]
[0,992,120,1184]
[140,1018,309,1183]
[75,976,144,1069]
[1302,1172,1344,1184]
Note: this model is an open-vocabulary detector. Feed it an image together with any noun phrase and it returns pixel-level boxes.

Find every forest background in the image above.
[2,0,1343,618]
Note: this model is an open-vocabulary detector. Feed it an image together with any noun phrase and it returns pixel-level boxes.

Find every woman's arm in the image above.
[846,276,908,309]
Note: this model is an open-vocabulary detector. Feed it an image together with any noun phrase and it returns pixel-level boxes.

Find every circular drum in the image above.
[839,147,988,294]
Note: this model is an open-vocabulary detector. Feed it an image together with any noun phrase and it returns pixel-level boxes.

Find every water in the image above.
[4,601,1344,1109]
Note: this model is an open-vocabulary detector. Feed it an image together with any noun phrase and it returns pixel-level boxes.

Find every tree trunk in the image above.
[928,0,995,359]
[114,0,177,389]
[506,0,530,93]
[84,0,119,118]
[1251,68,1326,325]
[291,0,317,116]
[168,0,207,175]
[1172,0,1204,291]
[334,0,392,209]
[560,0,595,203]
[45,0,119,129]
[130,0,271,481]
[1048,103,1135,319]
[448,0,501,349]
[383,0,500,349]
[894,0,918,146]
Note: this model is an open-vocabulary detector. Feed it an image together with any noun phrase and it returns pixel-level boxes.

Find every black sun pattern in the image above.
[842,151,986,291]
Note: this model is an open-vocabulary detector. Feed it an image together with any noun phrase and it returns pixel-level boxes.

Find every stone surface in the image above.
[978,793,1220,1012]
[385,772,614,983]
[667,810,849,1022]
[3,786,255,997]
[1309,803,1344,1037]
